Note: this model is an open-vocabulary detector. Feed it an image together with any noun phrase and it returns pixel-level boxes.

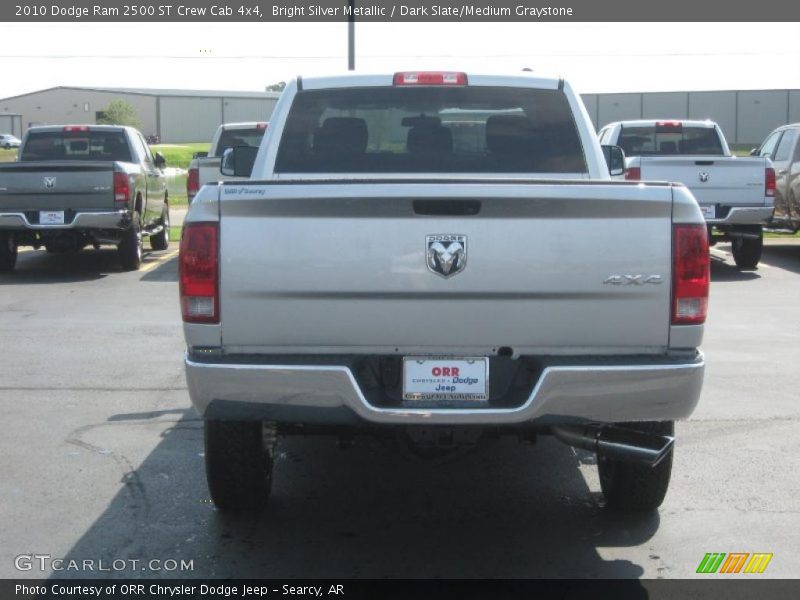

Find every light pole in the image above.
[348,0,355,70]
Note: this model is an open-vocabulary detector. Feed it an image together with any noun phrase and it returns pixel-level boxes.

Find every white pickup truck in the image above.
[599,120,775,269]
[181,72,708,513]
[186,122,268,203]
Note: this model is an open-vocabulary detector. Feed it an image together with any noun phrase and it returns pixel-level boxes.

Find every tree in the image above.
[96,100,142,128]
[265,81,286,92]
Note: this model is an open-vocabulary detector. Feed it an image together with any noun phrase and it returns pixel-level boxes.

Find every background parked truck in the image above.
[754,122,800,232]
[186,122,268,204]
[0,125,170,272]
[598,119,775,269]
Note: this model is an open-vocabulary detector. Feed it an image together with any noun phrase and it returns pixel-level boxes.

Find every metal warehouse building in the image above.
[2,85,799,147]
[0,86,280,143]
[582,89,800,146]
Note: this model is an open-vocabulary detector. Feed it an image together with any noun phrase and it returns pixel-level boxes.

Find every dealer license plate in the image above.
[40,210,65,225]
[402,357,489,402]
[700,205,716,219]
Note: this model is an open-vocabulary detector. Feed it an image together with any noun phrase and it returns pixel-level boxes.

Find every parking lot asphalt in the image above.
[0,238,798,580]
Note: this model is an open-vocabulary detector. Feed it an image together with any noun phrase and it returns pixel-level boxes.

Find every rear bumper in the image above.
[0,210,129,230]
[706,206,773,225]
[185,352,705,425]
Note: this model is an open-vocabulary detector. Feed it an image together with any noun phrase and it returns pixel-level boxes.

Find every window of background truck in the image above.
[794,130,800,161]
[214,128,267,157]
[20,130,132,162]
[131,133,152,165]
[757,130,782,159]
[274,86,587,174]
[773,129,797,162]
[618,125,724,156]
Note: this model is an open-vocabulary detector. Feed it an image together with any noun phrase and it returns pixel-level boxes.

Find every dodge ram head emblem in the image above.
[426,234,467,278]
[43,177,56,188]
[698,171,710,183]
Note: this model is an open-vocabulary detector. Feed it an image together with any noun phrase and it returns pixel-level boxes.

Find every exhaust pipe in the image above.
[91,237,121,245]
[727,231,761,240]
[552,425,674,467]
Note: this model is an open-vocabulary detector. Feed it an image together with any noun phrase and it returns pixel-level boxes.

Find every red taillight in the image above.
[187,167,199,203]
[63,125,89,133]
[180,222,219,324]
[256,122,269,130]
[672,224,709,325]
[393,72,468,86]
[113,172,130,207]
[625,166,641,181]
[655,121,681,128]
[765,167,776,197]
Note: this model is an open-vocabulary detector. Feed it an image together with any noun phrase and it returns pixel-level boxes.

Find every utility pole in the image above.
[348,0,355,70]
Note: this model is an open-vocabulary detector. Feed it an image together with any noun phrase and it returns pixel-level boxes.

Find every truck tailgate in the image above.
[198,158,222,187]
[0,161,116,211]
[198,157,248,187]
[638,157,766,207]
[219,182,674,356]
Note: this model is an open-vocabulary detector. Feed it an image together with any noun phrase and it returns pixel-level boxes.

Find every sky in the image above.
[0,22,798,98]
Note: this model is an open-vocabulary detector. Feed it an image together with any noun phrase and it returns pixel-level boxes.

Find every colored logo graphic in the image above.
[696,553,773,574]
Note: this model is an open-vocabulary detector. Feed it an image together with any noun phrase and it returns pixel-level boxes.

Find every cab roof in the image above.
[297,71,563,91]
[609,119,718,129]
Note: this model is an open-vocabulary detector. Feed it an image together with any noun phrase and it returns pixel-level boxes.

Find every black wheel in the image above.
[0,232,17,272]
[731,226,762,270]
[598,421,674,512]
[118,213,142,271]
[149,204,170,251]
[204,420,273,511]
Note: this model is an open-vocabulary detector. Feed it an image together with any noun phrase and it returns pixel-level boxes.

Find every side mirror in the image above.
[154,152,166,168]
[749,148,759,156]
[220,146,258,178]
[601,145,626,177]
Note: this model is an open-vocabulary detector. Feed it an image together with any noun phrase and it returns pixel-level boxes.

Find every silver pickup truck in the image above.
[0,125,170,271]
[181,72,709,513]
[599,120,775,269]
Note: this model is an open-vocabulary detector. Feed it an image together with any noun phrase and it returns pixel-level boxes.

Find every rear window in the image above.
[214,127,267,157]
[20,130,132,162]
[618,125,724,156]
[274,86,587,174]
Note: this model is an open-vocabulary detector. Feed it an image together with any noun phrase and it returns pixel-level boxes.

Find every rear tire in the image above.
[598,421,674,512]
[731,226,762,270]
[204,420,273,511]
[149,204,170,251]
[118,213,142,271]
[0,232,17,272]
